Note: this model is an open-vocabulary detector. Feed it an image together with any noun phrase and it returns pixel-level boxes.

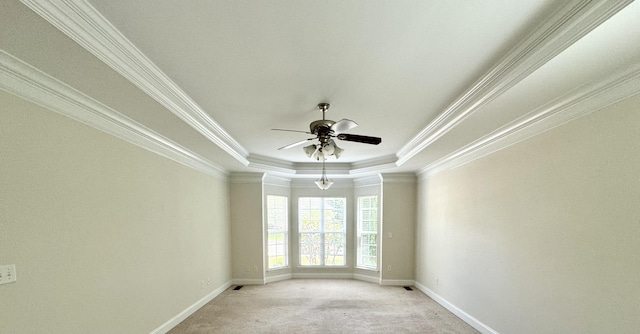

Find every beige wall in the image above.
[0,91,232,333]
[229,174,264,283]
[381,174,416,284]
[415,94,640,333]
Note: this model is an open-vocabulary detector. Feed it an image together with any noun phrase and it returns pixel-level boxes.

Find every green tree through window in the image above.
[299,197,346,266]
[267,195,288,269]
[357,196,378,270]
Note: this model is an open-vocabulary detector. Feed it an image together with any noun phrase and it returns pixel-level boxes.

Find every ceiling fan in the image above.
[273,103,382,161]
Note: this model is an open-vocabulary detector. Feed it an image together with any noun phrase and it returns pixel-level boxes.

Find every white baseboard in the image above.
[265,273,292,284]
[414,282,499,334]
[232,278,265,285]
[380,279,415,286]
[150,280,232,334]
[353,273,379,284]
[292,273,354,279]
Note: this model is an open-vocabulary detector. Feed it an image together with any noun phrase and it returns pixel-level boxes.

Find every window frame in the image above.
[356,195,379,271]
[266,195,289,270]
[298,197,347,267]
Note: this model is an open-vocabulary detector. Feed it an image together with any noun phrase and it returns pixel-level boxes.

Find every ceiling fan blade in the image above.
[330,119,358,134]
[277,138,316,150]
[336,133,382,145]
[272,128,312,134]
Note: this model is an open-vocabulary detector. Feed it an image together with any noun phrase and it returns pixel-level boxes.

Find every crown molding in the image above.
[396,0,633,166]
[349,155,400,175]
[262,174,292,188]
[353,175,383,188]
[290,178,354,189]
[419,63,640,177]
[17,0,634,177]
[247,154,297,175]
[229,172,264,184]
[20,0,250,166]
[247,154,400,176]
[0,50,228,179]
[381,173,417,184]
[293,162,353,176]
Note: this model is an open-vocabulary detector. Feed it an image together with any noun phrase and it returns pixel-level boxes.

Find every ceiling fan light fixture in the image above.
[315,161,333,190]
[322,142,335,156]
[303,144,317,158]
[315,176,333,190]
[333,143,343,159]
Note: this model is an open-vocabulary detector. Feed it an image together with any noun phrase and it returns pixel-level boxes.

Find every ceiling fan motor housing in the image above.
[310,119,335,144]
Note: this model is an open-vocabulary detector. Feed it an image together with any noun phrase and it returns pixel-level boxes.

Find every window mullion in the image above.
[298,197,346,267]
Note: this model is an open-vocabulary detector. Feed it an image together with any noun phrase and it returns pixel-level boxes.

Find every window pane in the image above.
[267,196,288,269]
[324,232,345,266]
[299,197,321,232]
[300,232,321,266]
[357,196,378,270]
[299,197,346,267]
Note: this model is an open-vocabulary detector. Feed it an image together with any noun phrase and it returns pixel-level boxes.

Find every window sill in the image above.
[267,266,291,272]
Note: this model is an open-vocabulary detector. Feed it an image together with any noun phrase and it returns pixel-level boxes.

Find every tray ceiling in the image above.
[2,0,639,178]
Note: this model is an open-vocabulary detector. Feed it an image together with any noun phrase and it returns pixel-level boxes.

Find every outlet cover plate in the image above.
[0,264,17,285]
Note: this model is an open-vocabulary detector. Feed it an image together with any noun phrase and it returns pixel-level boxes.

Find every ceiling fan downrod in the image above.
[310,103,334,145]
[318,102,330,120]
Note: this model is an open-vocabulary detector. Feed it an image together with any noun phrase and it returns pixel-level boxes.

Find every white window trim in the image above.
[267,195,289,270]
[298,197,347,267]
[356,195,379,271]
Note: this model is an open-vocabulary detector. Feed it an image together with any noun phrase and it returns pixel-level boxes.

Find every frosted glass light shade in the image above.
[315,177,333,190]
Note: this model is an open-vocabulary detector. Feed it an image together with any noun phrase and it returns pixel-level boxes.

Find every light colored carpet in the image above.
[168,279,479,333]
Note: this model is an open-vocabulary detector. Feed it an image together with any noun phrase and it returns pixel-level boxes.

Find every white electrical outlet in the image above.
[0,264,17,285]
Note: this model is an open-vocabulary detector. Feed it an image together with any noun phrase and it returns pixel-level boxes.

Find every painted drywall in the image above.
[230,174,265,283]
[380,174,416,284]
[0,91,232,333]
[415,94,640,333]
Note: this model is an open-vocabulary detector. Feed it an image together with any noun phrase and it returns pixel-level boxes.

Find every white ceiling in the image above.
[2,0,640,178]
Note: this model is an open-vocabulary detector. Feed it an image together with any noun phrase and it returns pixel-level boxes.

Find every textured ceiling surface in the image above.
[2,0,640,177]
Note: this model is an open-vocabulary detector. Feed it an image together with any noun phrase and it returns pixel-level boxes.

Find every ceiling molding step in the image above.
[380,173,417,184]
[396,0,633,166]
[229,172,264,184]
[349,163,399,176]
[0,50,228,180]
[249,154,398,176]
[247,155,297,175]
[290,178,354,189]
[347,155,400,175]
[353,175,383,188]
[293,162,352,176]
[420,63,640,178]
[262,174,291,188]
[20,0,251,166]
